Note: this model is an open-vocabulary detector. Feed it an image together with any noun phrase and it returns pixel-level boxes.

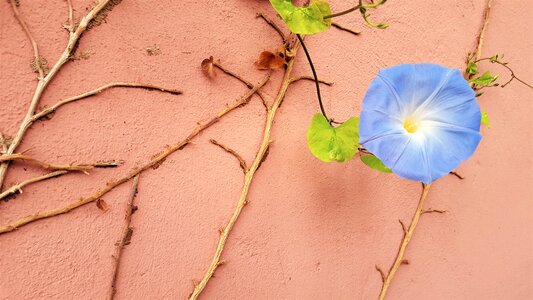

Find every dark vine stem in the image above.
[296,34,330,122]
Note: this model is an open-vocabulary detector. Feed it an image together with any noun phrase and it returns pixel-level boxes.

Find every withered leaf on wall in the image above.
[201,56,216,78]
[255,51,286,70]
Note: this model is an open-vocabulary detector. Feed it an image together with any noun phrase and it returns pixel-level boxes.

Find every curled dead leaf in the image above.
[96,198,109,212]
[255,51,286,70]
[201,56,216,78]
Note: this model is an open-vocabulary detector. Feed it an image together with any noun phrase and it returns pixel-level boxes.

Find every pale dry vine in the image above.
[376,0,495,298]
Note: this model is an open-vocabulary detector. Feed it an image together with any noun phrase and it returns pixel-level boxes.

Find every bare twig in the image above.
[332,22,361,35]
[0,0,115,191]
[421,209,447,215]
[210,139,248,173]
[0,154,119,173]
[378,184,432,300]
[9,0,45,79]
[256,12,287,44]
[32,83,182,122]
[213,62,270,107]
[189,40,301,300]
[0,76,269,234]
[108,175,140,300]
[0,170,68,201]
[290,75,333,86]
[66,0,74,33]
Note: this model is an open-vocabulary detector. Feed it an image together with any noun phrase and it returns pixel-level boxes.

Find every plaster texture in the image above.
[0,0,531,299]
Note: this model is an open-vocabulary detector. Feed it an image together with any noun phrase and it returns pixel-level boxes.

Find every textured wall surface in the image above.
[0,0,531,299]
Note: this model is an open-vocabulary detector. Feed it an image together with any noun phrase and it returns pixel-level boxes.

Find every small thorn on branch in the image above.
[422,209,447,215]
[210,139,248,173]
[375,265,386,283]
[449,171,464,180]
[401,259,409,265]
[399,219,407,235]
[217,260,226,267]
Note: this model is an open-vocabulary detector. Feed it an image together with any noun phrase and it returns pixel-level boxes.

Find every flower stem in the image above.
[296,34,330,122]
[379,183,432,300]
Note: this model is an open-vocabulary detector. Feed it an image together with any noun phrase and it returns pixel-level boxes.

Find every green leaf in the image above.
[466,61,478,75]
[307,113,359,162]
[269,0,332,34]
[470,71,498,85]
[481,111,490,128]
[360,154,392,173]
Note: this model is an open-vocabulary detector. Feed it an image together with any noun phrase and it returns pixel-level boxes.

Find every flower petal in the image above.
[378,64,452,118]
[391,137,432,183]
[424,126,482,180]
[362,132,411,168]
[358,74,403,118]
[359,110,403,144]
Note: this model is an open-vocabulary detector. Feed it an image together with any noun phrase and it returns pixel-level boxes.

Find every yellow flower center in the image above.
[403,118,420,133]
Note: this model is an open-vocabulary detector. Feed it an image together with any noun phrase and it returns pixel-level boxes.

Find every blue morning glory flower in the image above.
[359,63,482,183]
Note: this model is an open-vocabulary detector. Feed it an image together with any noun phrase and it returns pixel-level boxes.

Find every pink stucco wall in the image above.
[0,0,531,299]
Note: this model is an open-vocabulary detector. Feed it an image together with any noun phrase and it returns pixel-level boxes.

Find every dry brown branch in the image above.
[9,0,45,79]
[378,184,432,300]
[0,0,115,191]
[189,40,301,300]
[209,139,248,173]
[108,175,140,300]
[0,170,68,201]
[0,76,269,234]
[0,154,120,173]
[32,83,182,122]
[332,22,361,35]
[290,75,334,86]
[256,12,287,44]
[474,0,494,60]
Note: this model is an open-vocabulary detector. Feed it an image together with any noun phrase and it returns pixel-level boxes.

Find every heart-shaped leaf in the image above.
[269,0,332,34]
[307,113,359,162]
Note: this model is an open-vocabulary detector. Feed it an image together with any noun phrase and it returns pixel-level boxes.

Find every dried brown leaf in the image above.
[201,56,216,78]
[255,51,286,70]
